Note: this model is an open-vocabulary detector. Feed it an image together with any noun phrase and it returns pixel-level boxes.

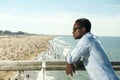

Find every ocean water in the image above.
[35,35,120,80]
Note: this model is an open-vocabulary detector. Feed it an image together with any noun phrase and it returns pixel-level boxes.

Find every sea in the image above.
[19,35,120,80]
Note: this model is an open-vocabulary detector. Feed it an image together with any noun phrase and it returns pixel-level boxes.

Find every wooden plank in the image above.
[0,61,42,71]
[0,66,41,71]
[111,61,120,65]
[0,60,42,66]
[0,61,120,71]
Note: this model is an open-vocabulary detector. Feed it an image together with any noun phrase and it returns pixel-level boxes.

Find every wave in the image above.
[35,36,73,80]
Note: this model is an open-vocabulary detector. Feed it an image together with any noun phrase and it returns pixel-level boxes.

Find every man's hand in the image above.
[66,63,75,76]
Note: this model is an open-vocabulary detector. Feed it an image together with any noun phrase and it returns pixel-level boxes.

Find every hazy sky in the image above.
[0,0,120,36]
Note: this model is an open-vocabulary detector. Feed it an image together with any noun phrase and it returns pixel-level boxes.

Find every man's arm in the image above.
[67,37,91,64]
[66,38,91,76]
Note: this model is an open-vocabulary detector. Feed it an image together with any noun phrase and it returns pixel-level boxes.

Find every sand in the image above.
[0,35,54,80]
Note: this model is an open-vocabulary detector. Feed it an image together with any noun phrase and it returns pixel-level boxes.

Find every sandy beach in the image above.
[0,35,54,80]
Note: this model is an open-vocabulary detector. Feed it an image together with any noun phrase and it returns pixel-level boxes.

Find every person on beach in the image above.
[66,18,119,80]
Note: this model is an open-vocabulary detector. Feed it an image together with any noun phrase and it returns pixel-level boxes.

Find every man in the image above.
[66,18,119,80]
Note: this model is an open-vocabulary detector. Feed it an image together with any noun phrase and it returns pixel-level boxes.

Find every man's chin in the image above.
[74,37,81,39]
[74,36,82,39]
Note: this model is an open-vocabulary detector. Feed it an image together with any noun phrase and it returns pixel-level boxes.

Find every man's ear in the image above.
[81,27,86,33]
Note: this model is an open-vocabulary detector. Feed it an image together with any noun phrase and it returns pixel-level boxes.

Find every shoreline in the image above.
[0,35,55,80]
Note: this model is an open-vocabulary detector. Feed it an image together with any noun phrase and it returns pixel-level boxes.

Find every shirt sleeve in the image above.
[66,37,91,64]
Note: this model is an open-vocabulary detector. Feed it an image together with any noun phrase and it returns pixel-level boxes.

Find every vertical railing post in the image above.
[42,60,46,80]
[26,74,30,80]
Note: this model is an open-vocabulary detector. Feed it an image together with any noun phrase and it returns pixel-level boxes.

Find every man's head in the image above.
[72,18,91,39]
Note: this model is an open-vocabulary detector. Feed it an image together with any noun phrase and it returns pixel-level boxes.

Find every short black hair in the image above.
[75,18,91,32]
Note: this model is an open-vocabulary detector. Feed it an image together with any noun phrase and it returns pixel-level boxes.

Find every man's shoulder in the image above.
[82,33,92,40]
[78,35,91,44]
[79,32,96,45]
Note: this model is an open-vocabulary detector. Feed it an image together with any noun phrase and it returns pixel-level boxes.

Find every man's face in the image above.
[72,23,85,39]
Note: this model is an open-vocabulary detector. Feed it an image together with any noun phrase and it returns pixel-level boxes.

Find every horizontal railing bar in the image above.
[0,60,42,66]
[111,61,120,65]
[0,66,41,71]
[0,61,120,71]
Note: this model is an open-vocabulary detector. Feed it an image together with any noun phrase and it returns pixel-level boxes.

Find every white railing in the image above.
[0,61,120,71]
[0,61,120,80]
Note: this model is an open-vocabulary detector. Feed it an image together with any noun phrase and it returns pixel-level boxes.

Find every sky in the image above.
[0,0,120,36]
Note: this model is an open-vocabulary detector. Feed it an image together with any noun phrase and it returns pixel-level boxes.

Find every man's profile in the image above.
[66,18,119,80]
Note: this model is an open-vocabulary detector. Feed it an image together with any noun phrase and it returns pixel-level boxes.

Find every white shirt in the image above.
[67,32,119,80]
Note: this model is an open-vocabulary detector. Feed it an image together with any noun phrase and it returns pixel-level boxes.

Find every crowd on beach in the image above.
[0,35,53,60]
